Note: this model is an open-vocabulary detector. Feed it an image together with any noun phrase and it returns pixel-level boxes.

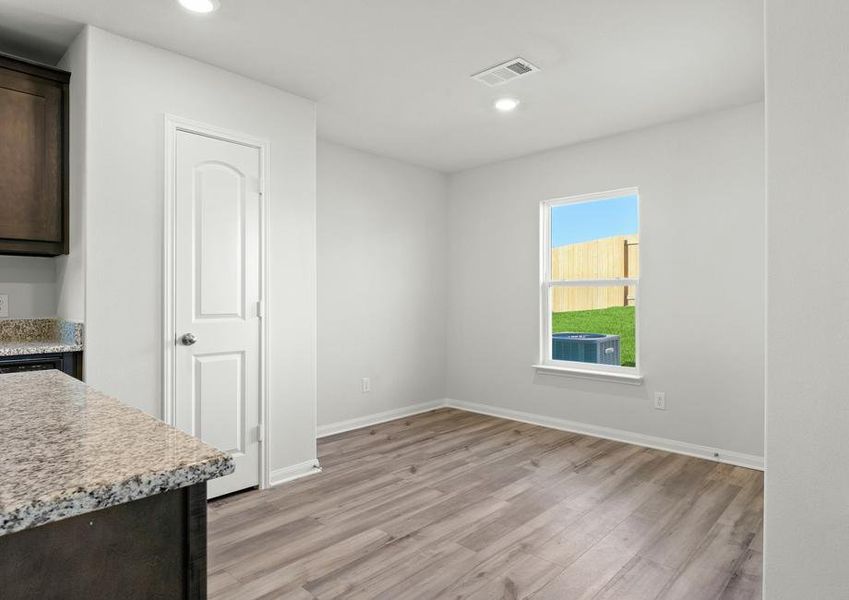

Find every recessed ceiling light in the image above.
[178,0,220,13]
[494,98,520,112]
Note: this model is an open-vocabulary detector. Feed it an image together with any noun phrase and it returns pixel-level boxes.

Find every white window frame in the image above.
[536,187,642,383]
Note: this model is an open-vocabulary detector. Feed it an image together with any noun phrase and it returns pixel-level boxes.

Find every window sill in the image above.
[532,364,644,385]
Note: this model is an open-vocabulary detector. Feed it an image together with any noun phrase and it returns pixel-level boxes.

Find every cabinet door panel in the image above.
[0,69,63,243]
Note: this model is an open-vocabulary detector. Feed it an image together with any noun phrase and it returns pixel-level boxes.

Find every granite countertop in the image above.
[0,370,234,536]
[0,318,84,356]
[0,340,83,356]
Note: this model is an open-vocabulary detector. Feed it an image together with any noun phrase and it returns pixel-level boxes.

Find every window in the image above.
[539,188,640,378]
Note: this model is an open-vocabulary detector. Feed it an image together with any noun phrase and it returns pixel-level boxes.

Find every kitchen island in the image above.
[0,370,233,599]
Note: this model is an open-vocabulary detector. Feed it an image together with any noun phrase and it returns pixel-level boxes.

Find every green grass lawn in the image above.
[552,306,636,367]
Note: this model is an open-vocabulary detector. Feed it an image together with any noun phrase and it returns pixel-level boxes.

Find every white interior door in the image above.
[174,130,262,499]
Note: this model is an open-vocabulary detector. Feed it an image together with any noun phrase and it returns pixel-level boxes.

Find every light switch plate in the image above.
[0,294,8,318]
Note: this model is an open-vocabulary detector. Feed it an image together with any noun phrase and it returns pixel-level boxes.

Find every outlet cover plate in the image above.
[0,294,8,318]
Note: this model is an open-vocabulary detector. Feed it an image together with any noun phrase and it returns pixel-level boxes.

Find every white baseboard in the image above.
[442,398,764,471]
[316,400,444,438]
[269,459,322,487]
[313,398,764,471]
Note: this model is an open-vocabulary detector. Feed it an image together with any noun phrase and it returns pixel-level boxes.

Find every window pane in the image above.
[550,195,639,281]
[551,285,636,367]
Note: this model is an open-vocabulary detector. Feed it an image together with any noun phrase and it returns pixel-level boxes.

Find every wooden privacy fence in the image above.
[551,235,639,312]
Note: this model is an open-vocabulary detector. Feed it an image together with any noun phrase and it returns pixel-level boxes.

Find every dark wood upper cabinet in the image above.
[0,53,70,256]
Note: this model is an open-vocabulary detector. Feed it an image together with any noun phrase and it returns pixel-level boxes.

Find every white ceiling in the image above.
[0,0,763,172]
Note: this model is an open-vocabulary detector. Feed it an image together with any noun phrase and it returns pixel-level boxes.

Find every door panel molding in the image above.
[163,114,270,490]
[193,351,246,455]
[192,162,246,320]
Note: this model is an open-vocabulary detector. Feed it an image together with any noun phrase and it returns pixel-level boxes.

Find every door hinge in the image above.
[256,300,264,319]
[256,423,265,443]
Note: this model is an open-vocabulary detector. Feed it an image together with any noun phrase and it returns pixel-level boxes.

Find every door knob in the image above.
[180,333,198,346]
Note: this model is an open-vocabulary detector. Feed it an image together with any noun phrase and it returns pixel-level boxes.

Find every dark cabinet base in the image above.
[0,483,208,600]
[0,351,82,379]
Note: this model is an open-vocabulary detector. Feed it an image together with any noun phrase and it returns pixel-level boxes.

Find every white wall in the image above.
[0,257,57,318]
[56,28,87,324]
[765,1,849,597]
[446,103,765,461]
[69,26,317,474]
[317,140,448,429]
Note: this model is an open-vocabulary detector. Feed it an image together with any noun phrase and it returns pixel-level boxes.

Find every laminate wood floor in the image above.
[207,408,763,600]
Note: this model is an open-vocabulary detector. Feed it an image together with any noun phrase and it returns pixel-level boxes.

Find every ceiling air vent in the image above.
[471,58,541,87]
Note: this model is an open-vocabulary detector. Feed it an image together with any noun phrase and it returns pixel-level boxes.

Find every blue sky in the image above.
[551,194,638,247]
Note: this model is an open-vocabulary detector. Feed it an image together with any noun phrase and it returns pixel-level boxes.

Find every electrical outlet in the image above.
[361,377,371,393]
[0,294,8,318]
[654,392,666,410]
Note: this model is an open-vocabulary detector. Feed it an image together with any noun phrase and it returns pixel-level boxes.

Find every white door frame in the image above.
[162,114,271,490]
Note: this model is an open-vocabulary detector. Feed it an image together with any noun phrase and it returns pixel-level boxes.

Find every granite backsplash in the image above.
[0,318,83,346]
